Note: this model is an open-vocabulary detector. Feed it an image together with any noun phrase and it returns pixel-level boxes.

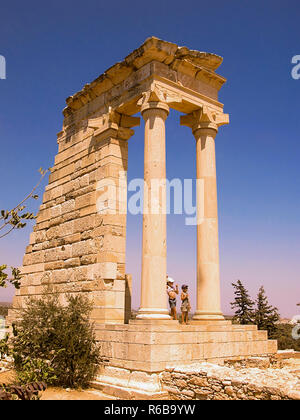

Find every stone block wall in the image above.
[94,322,277,375]
[7,118,131,325]
[161,362,300,400]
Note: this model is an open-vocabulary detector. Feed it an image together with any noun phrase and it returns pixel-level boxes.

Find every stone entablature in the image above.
[63,37,226,118]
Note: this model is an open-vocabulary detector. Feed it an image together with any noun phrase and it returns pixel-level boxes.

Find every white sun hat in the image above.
[167,276,175,283]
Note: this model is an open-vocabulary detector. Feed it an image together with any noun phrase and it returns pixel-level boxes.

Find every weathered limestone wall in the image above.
[8,118,131,324]
[95,322,277,374]
[161,362,300,400]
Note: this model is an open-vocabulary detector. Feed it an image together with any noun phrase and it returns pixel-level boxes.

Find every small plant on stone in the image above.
[12,293,101,388]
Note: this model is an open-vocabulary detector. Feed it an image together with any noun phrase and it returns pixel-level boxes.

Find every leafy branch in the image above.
[0,168,49,289]
[0,265,21,289]
[0,168,48,239]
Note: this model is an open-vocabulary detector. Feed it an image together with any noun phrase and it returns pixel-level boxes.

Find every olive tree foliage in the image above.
[0,168,49,289]
[13,293,101,388]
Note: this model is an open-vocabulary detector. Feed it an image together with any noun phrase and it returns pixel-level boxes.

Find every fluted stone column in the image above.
[136,100,171,320]
[181,107,229,322]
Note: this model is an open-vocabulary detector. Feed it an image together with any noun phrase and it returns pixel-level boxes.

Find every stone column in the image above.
[136,97,171,320]
[181,107,229,321]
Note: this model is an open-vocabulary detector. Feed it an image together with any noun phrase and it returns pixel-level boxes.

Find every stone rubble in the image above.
[162,359,300,400]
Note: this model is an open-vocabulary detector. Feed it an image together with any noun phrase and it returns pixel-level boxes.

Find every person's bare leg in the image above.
[173,308,177,320]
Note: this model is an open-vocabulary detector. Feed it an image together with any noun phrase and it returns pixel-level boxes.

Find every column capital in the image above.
[88,107,140,140]
[137,84,182,117]
[180,106,229,135]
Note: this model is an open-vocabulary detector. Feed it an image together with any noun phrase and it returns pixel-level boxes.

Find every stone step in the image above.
[91,381,169,400]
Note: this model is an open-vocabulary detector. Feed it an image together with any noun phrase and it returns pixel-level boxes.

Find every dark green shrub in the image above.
[15,357,57,385]
[12,294,101,388]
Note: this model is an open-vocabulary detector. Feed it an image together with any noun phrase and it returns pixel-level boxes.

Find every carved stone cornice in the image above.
[180,106,229,134]
[137,84,182,116]
[63,37,226,117]
[88,107,140,140]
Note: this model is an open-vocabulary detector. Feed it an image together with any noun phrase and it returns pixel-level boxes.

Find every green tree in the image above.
[231,280,254,324]
[12,293,101,388]
[255,286,280,338]
[0,168,48,289]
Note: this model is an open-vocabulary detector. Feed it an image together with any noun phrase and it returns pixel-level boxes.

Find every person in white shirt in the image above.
[166,275,179,320]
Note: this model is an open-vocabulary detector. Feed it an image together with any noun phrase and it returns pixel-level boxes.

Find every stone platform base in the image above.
[93,320,277,398]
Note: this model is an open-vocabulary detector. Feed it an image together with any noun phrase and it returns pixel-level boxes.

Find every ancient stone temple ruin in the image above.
[8,37,277,398]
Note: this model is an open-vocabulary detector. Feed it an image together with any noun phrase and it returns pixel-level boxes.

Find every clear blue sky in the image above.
[0,0,299,317]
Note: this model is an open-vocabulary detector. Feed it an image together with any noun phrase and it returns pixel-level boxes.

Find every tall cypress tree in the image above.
[255,286,280,338]
[231,280,254,324]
